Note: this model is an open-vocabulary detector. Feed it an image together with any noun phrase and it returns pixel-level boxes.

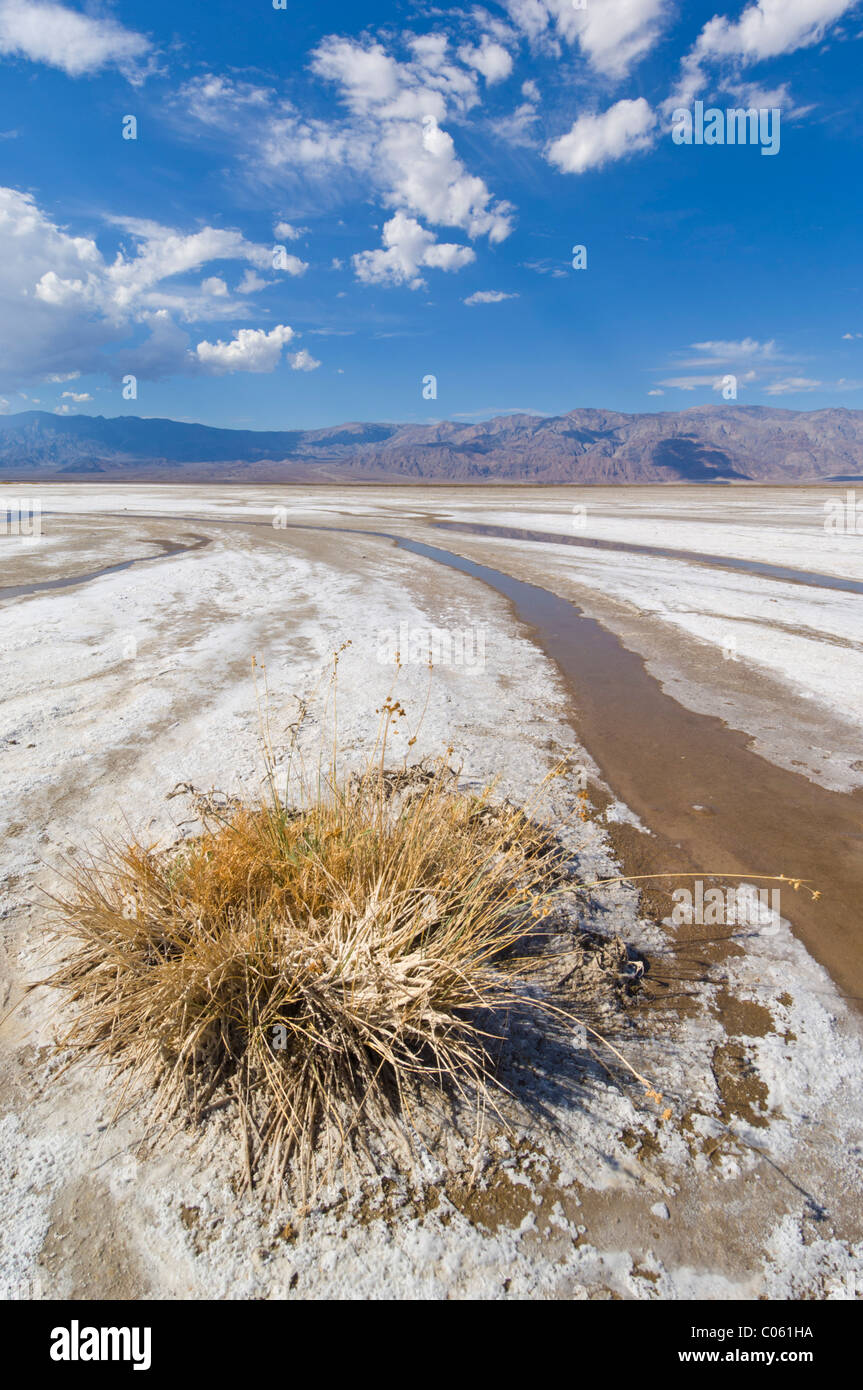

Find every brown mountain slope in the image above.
[2,405,863,482]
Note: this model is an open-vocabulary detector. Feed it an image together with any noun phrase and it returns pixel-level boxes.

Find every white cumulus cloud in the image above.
[353,211,475,289]
[695,0,858,65]
[458,38,514,84]
[236,269,268,294]
[504,0,668,77]
[289,348,321,372]
[0,0,151,79]
[546,98,657,174]
[667,1,857,113]
[194,325,296,373]
[0,185,316,387]
[182,37,514,285]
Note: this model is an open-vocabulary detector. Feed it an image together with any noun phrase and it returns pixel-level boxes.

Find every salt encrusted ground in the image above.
[1,485,861,1300]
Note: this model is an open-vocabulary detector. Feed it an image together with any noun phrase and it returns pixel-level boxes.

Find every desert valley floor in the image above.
[1,482,862,1299]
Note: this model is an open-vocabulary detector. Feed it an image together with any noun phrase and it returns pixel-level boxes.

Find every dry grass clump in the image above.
[40,748,569,1196]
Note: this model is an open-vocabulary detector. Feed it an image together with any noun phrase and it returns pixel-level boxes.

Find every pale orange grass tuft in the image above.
[37,754,573,1197]
[32,658,674,1199]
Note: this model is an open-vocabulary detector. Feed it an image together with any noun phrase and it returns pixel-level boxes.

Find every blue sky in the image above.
[0,0,862,430]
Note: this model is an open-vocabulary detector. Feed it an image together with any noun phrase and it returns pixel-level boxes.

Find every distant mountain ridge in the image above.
[2,406,863,483]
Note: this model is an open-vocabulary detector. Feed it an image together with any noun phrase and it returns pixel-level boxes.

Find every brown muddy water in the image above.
[381,532,863,1006]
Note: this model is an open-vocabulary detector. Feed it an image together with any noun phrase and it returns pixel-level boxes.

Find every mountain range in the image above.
[2,406,863,484]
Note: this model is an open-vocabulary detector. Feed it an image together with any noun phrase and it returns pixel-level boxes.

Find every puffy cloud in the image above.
[694,0,857,65]
[61,390,91,401]
[200,276,229,297]
[378,115,513,242]
[35,270,95,307]
[272,249,308,277]
[289,348,321,372]
[236,269,268,294]
[546,98,656,174]
[274,221,306,240]
[0,186,312,386]
[571,0,668,77]
[192,329,319,377]
[0,186,119,385]
[194,325,296,373]
[666,1,857,114]
[503,0,668,76]
[311,33,480,121]
[352,211,475,289]
[458,38,514,84]
[0,0,151,79]
[464,289,519,305]
[312,38,403,114]
[104,217,274,314]
[182,38,514,284]
[307,40,513,241]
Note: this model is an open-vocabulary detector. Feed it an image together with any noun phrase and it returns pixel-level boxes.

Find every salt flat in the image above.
[0,484,861,1299]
